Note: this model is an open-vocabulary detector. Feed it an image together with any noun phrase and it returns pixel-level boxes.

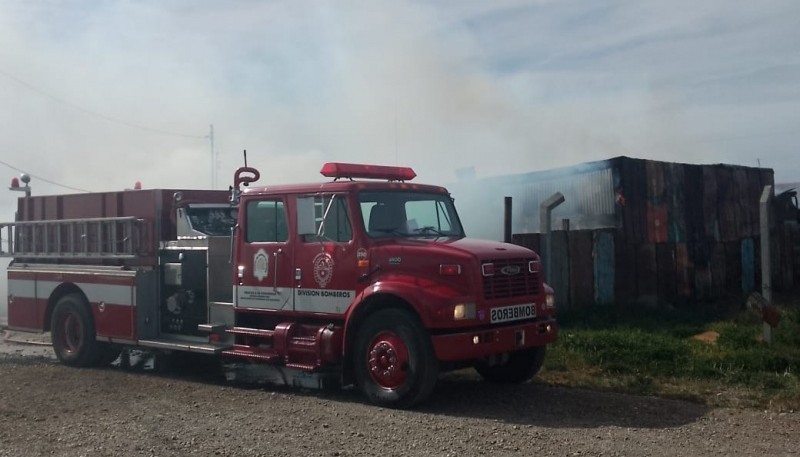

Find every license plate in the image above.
[490,303,536,324]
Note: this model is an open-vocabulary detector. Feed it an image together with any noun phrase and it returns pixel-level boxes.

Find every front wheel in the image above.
[474,347,546,383]
[353,309,439,409]
[51,294,102,367]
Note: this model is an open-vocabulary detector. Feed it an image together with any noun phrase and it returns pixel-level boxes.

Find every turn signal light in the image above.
[545,293,556,309]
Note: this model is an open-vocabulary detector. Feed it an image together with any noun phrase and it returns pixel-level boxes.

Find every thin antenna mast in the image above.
[209,124,216,188]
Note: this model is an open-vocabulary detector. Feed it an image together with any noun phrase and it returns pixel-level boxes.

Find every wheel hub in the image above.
[367,332,410,389]
[58,312,83,354]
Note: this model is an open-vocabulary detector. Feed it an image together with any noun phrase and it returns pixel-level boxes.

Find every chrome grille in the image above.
[483,258,540,300]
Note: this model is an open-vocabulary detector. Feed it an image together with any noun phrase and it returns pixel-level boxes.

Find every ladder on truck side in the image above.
[0,217,146,259]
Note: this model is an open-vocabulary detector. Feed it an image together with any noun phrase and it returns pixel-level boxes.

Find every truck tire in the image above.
[474,346,546,383]
[50,294,102,367]
[353,308,439,409]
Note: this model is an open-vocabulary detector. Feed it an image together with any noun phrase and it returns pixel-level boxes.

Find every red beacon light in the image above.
[10,176,19,188]
[320,162,416,181]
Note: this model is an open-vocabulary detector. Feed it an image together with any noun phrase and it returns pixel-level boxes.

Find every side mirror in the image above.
[296,197,317,236]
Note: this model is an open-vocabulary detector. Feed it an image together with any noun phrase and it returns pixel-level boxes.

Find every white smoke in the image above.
[1,1,799,318]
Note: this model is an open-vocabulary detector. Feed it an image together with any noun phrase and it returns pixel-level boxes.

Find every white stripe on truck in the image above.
[9,279,134,306]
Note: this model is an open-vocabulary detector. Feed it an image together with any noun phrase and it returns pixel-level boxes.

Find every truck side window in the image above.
[304,195,352,242]
[246,200,288,242]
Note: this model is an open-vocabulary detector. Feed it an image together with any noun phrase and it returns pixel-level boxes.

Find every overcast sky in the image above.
[1,0,799,202]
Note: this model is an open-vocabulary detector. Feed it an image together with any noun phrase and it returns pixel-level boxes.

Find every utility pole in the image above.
[209,124,216,189]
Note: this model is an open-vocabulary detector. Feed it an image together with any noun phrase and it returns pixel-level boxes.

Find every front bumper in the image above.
[431,318,558,362]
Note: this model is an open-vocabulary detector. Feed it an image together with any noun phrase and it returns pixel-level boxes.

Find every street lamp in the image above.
[9,173,31,198]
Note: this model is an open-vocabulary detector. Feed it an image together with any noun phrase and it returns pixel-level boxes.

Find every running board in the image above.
[138,339,232,354]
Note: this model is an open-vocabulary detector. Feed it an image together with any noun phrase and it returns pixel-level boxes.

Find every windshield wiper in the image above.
[413,226,445,236]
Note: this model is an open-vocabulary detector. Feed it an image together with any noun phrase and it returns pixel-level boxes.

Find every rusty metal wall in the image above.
[509,156,784,309]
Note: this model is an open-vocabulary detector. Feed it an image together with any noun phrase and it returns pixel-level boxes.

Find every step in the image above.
[138,338,231,354]
[226,327,275,339]
[284,362,319,372]
[222,345,281,362]
[289,335,316,347]
[197,323,228,334]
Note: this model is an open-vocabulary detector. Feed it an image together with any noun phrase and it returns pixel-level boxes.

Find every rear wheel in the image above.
[51,294,102,367]
[353,309,439,409]
[474,347,546,383]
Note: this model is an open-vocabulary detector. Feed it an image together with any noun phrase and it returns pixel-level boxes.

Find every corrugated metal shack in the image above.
[450,156,795,309]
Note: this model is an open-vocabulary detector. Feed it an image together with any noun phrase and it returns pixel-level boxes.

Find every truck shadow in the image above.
[112,356,710,429]
[55,349,710,429]
[414,373,710,429]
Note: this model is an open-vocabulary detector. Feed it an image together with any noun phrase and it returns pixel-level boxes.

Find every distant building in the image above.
[450,156,795,309]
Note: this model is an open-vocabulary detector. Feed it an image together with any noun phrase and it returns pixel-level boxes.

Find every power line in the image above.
[0,68,207,139]
[0,158,92,193]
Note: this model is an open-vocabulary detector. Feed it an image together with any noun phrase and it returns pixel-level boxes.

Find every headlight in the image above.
[453,303,475,320]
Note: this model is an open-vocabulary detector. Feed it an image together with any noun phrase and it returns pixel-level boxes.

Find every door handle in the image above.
[273,248,283,289]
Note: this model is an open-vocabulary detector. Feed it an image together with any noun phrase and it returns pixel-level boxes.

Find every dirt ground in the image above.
[0,331,798,457]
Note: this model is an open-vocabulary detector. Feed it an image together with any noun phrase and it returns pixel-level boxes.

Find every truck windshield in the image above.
[359,191,464,238]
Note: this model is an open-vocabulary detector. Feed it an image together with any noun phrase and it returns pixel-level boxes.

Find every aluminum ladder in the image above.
[0,217,146,259]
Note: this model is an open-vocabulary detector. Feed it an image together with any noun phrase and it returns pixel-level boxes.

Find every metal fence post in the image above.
[760,185,773,343]
[540,192,565,284]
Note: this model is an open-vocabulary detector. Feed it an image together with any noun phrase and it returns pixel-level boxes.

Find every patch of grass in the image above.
[558,329,691,376]
[775,308,800,346]
[539,304,800,411]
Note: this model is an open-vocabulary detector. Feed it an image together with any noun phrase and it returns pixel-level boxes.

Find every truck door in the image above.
[235,198,293,311]
[293,194,358,314]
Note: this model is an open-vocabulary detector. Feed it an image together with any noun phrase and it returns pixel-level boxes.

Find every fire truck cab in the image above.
[2,163,557,408]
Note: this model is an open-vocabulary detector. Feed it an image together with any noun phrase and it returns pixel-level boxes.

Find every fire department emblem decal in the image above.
[313,252,335,288]
[253,249,269,281]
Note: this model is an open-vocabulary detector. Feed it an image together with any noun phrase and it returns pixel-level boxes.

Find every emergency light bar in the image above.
[320,162,416,181]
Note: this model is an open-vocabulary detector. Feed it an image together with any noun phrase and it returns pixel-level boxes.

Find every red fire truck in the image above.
[1,163,557,408]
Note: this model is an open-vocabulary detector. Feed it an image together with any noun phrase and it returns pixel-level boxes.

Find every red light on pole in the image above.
[8,174,31,197]
[134,181,142,190]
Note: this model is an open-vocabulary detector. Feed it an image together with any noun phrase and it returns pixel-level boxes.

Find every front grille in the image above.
[482,258,540,300]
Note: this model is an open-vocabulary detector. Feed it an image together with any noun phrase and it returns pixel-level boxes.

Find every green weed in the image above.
[540,304,800,410]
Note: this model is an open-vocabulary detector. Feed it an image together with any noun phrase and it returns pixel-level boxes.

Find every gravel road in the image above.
[0,334,797,457]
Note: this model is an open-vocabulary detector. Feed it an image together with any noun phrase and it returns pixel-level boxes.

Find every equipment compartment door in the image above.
[159,249,208,336]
